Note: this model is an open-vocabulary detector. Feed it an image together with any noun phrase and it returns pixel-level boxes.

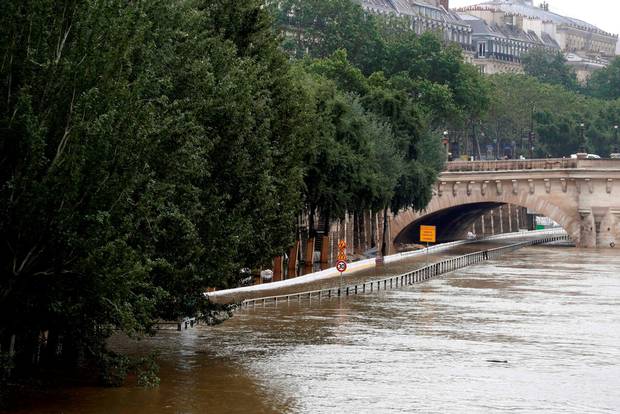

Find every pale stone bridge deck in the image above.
[391,158,620,248]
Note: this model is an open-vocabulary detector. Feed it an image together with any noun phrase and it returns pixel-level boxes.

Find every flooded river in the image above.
[8,244,620,413]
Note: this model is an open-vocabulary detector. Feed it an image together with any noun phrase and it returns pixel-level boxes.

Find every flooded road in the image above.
[9,245,620,413]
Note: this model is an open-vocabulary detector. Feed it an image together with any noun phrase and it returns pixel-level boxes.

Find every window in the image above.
[478,41,487,58]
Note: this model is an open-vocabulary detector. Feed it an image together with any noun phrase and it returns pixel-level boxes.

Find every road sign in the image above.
[420,225,436,243]
[337,239,347,261]
[336,260,347,273]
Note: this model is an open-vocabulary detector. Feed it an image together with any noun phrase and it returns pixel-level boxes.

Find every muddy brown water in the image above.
[6,243,620,413]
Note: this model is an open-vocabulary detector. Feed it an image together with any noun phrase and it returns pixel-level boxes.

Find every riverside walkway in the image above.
[206,229,568,305]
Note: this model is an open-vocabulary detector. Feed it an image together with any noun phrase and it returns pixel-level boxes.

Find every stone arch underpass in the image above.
[389,159,620,250]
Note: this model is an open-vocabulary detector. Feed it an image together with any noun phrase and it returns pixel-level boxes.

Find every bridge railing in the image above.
[444,158,620,172]
[445,159,578,172]
[240,234,570,307]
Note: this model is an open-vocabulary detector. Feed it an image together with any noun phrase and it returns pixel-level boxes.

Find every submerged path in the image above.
[207,229,568,305]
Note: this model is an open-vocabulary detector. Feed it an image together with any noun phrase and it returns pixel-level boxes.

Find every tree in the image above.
[0,0,311,381]
[521,48,578,91]
[479,74,618,158]
[269,0,384,74]
[587,57,620,100]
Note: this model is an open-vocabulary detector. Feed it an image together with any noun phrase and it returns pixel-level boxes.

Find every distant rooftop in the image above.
[459,13,559,48]
[456,0,616,37]
[361,0,468,26]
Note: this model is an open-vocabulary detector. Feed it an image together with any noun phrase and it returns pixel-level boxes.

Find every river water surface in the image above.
[10,244,620,413]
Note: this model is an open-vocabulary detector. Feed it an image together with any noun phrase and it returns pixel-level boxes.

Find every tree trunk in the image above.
[381,205,389,257]
[308,208,315,239]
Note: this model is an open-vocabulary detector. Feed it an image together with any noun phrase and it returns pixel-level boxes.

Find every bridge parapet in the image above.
[445,158,620,172]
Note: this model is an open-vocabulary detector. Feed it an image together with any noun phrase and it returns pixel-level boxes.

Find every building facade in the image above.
[359,0,474,53]
[360,0,617,78]
[458,12,559,75]
[455,0,618,80]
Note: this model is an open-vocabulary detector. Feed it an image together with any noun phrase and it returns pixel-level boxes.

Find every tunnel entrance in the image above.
[393,202,540,249]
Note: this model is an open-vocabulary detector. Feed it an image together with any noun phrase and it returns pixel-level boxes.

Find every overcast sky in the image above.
[450,0,620,53]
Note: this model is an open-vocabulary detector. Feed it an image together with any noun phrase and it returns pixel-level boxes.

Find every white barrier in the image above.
[205,228,569,303]
[240,234,570,307]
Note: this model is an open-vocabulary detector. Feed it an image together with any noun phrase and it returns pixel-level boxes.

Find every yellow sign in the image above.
[420,225,436,243]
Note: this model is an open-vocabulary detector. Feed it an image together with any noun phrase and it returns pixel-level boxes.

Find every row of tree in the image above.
[472,49,620,158]
[521,48,620,100]
[0,0,487,385]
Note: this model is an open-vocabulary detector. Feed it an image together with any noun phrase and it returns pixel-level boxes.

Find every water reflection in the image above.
[10,245,620,413]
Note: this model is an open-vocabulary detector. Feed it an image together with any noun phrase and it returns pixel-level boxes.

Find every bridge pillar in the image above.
[273,256,283,282]
[579,210,597,248]
[287,241,299,278]
[597,209,620,248]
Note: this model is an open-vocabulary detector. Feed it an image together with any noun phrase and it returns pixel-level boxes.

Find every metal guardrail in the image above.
[155,316,198,331]
[387,228,566,263]
[240,234,570,308]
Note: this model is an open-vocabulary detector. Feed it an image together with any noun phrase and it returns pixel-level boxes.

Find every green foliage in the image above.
[381,30,489,122]
[480,74,620,157]
[269,0,384,74]
[272,0,489,216]
[0,0,490,386]
[134,354,161,388]
[0,0,308,376]
[521,48,578,91]
[97,351,160,388]
[587,57,620,100]
[98,352,131,387]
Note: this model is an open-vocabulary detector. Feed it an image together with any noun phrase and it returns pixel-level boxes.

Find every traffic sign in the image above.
[337,239,347,262]
[336,260,347,273]
[420,225,436,243]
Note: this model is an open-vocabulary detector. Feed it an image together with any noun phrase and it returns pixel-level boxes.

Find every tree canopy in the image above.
[587,57,620,100]
[521,48,578,91]
[0,0,313,381]
[478,74,620,158]
[1,0,491,387]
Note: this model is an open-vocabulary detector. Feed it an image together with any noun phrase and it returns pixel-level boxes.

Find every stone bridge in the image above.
[391,158,620,249]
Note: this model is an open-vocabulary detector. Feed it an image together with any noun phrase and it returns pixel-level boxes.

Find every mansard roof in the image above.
[458,0,616,37]
[463,14,560,50]
[360,0,468,27]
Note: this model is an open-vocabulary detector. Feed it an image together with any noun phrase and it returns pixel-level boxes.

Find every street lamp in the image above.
[442,131,450,161]
[612,125,620,159]
[578,122,587,155]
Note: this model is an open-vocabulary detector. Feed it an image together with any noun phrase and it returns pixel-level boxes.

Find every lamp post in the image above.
[442,130,450,161]
[577,122,587,158]
[612,125,620,159]
[529,105,535,159]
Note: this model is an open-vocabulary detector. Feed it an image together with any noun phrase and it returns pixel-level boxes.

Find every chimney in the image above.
[439,0,449,10]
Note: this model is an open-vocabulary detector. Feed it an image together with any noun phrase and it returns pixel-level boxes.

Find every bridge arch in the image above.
[390,180,583,250]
